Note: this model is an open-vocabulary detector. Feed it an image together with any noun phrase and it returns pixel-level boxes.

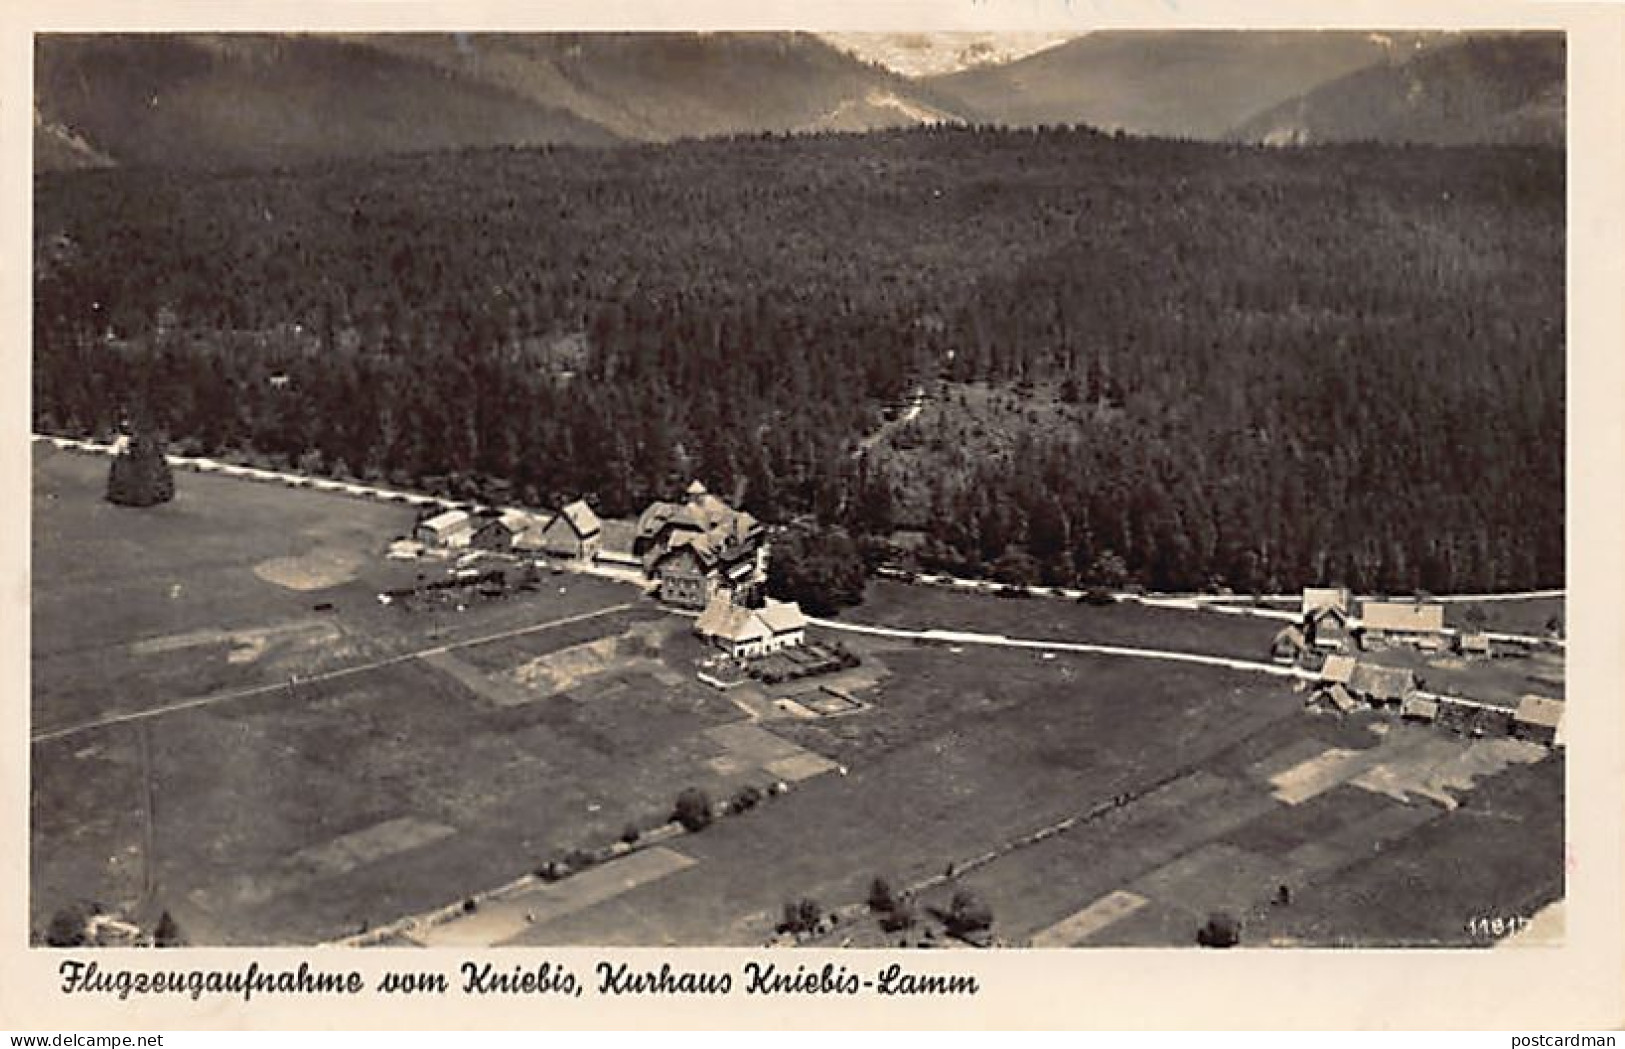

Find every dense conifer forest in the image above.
[32,125,1564,593]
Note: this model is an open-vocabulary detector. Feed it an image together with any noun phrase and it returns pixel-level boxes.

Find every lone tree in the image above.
[672,787,713,832]
[779,897,824,935]
[106,429,175,507]
[1197,911,1242,948]
[152,910,185,948]
[943,889,994,939]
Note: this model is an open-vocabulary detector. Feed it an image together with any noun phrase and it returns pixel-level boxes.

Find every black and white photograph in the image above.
[25,19,1583,966]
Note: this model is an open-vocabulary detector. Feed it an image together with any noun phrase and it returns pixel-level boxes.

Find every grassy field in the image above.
[32,446,640,734]
[845,579,1281,660]
[31,447,750,943]
[1441,597,1565,636]
[32,446,1564,948]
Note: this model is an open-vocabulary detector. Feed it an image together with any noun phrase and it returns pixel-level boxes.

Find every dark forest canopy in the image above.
[32,125,1564,593]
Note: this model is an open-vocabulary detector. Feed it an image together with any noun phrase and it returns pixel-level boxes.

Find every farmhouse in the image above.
[1512,694,1565,746]
[1301,586,1353,617]
[539,500,603,562]
[471,509,533,552]
[1357,600,1446,649]
[1346,662,1417,708]
[416,508,473,548]
[1307,605,1353,652]
[637,481,766,609]
[1319,653,1357,687]
[1270,624,1307,664]
[1399,694,1440,723]
[694,595,807,660]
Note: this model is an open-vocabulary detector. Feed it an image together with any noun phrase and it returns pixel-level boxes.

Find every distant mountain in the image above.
[33,32,968,172]
[816,31,1078,78]
[926,30,1440,140]
[1229,34,1564,146]
[353,33,967,143]
[33,34,624,171]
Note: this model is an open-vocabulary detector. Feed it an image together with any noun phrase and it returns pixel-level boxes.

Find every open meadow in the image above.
[32,447,1564,948]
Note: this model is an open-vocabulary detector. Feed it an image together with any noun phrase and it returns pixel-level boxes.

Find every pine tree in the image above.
[153,910,185,948]
[106,429,175,508]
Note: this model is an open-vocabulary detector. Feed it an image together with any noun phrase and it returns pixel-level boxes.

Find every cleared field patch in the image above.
[511,649,1303,947]
[415,846,697,947]
[253,547,368,590]
[1030,890,1149,947]
[1244,754,1564,947]
[1351,733,1546,809]
[847,579,1279,660]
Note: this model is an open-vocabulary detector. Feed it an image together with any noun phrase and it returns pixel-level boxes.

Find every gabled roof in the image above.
[421,509,471,533]
[1360,601,1445,633]
[552,499,602,539]
[1273,624,1306,649]
[1310,604,1350,627]
[757,600,807,635]
[1514,694,1564,729]
[1348,662,1416,700]
[1324,682,1359,712]
[1320,653,1358,685]
[695,596,769,644]
[1302,586,1353,616]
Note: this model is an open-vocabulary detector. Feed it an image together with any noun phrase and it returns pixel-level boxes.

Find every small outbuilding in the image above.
[695,595,807,660]
[540,500,603,561]
[1270,624,1308,664]
[416,508,473,548]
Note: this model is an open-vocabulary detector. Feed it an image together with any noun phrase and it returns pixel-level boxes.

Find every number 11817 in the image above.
[1466,915,1530,938]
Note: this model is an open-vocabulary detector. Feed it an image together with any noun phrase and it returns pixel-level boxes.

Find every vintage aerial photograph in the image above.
[30,29,1566,950]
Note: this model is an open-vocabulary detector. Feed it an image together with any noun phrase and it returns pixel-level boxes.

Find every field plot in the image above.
[31,448,1564,948]
[509,645,1307,946]
[28,449,754,943]
[849,579,1280,660]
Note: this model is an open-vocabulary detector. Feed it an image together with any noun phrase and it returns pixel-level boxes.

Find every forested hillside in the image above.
[1231,34,1564,146]
[33,126,1564,593]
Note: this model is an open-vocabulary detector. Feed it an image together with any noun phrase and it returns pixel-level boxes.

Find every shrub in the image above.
[620,823,641,845]
[673,787,713,832]
[731,785,763,813]
[1197,911,1241,948]
[867,876,896,914]
[944,889,993,937]
[153,910,185,948]
[106,431,175,507]
[44,902,98,947]
[879,897,915,933]
[462,898,479,914]
[1078,587,1116,606]
[779,897,824,935]
[563,847,596,870]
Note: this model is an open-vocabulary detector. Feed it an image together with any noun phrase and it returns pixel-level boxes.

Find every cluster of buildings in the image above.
[414,499,604,561]
[1270,587,1489,663]
[1283,587,1564,747]
[412,480,804,662]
